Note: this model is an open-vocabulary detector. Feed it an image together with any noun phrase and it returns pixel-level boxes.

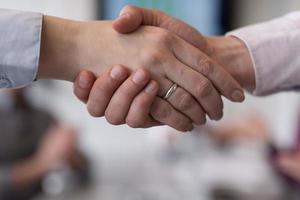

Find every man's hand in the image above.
[113,5,210,53]
[74,66,196,132]
[112,5,255,90]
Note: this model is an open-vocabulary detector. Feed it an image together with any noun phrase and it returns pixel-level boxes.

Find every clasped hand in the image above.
[70,6,245,132]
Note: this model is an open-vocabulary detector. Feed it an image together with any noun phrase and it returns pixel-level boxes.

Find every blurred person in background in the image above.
[205,112,300,199]
[0,88,90,200]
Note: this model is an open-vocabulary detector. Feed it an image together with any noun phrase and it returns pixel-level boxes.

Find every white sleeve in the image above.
[227,12,300,96]
[0,9,42,88]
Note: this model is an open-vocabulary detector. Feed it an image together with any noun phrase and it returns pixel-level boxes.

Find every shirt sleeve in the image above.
[227,12,300,96]
[0,9,42,88]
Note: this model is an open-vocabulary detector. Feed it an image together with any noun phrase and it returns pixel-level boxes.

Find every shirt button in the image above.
[0,78,11,88]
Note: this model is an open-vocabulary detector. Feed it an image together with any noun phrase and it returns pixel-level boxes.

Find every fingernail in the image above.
[110,65,126,80]
[119,13,130,19]
[145,81,157,94]
[232,90,245,102]
[79,74,90,89]
[132,69,147,85]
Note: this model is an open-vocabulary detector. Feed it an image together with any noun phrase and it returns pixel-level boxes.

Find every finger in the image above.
[159,79,206,124]
[73,70,96,103]
[87,65,128,117]
[150,97,193,132]
[126,80,161,128]
[113,5,209,52]
[113,5,143,34]
[171,37,245,102]
[105,68,150,125]
[164,61,224,120]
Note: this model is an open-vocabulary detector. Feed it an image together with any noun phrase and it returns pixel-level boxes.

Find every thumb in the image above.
[112,5,143,33]
[112,5,210,53]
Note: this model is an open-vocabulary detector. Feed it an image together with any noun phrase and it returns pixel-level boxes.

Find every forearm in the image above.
[37,16,117,82]
[10,157,48,190]
[38,15,83,82]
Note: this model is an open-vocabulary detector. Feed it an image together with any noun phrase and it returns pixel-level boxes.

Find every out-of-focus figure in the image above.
[206,113,300,200]
[0,88,90,200]
[144,113,284,200]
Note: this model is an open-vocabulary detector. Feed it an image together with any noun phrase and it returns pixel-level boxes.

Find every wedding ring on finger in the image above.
[163,83,178,100]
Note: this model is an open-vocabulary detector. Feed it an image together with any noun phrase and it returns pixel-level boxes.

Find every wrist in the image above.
[207,36,256,90]
[38,15,83,82]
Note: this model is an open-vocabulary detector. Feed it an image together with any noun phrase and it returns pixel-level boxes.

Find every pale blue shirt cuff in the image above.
[0,9,42,88]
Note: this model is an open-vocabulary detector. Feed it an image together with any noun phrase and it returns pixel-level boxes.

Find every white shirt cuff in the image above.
[227,12,300,96]
[0,9,42,88]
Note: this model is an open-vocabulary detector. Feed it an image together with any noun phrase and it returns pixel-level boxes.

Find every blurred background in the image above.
[0,0,300,200]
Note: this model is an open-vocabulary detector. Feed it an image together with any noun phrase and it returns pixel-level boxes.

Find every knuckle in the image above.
[177,93,193,111]
[143,51,164,66]
[151,102,172,120]
[178,66,186,77]
[195,79,213,98]
[105,111,124,125]
[197,57,213,76]
[156,30,173,45]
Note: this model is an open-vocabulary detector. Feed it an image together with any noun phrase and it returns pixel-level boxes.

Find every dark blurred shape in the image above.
[211,186,241,200]
[0,88,90,200]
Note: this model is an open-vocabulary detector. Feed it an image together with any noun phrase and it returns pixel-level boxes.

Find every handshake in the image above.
[39,6,255,132]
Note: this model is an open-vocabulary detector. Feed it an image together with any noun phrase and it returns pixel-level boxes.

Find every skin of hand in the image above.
[11,125,77,190]
[112,5,256,90]
[38,15,244,131]
[74,66,163,129]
